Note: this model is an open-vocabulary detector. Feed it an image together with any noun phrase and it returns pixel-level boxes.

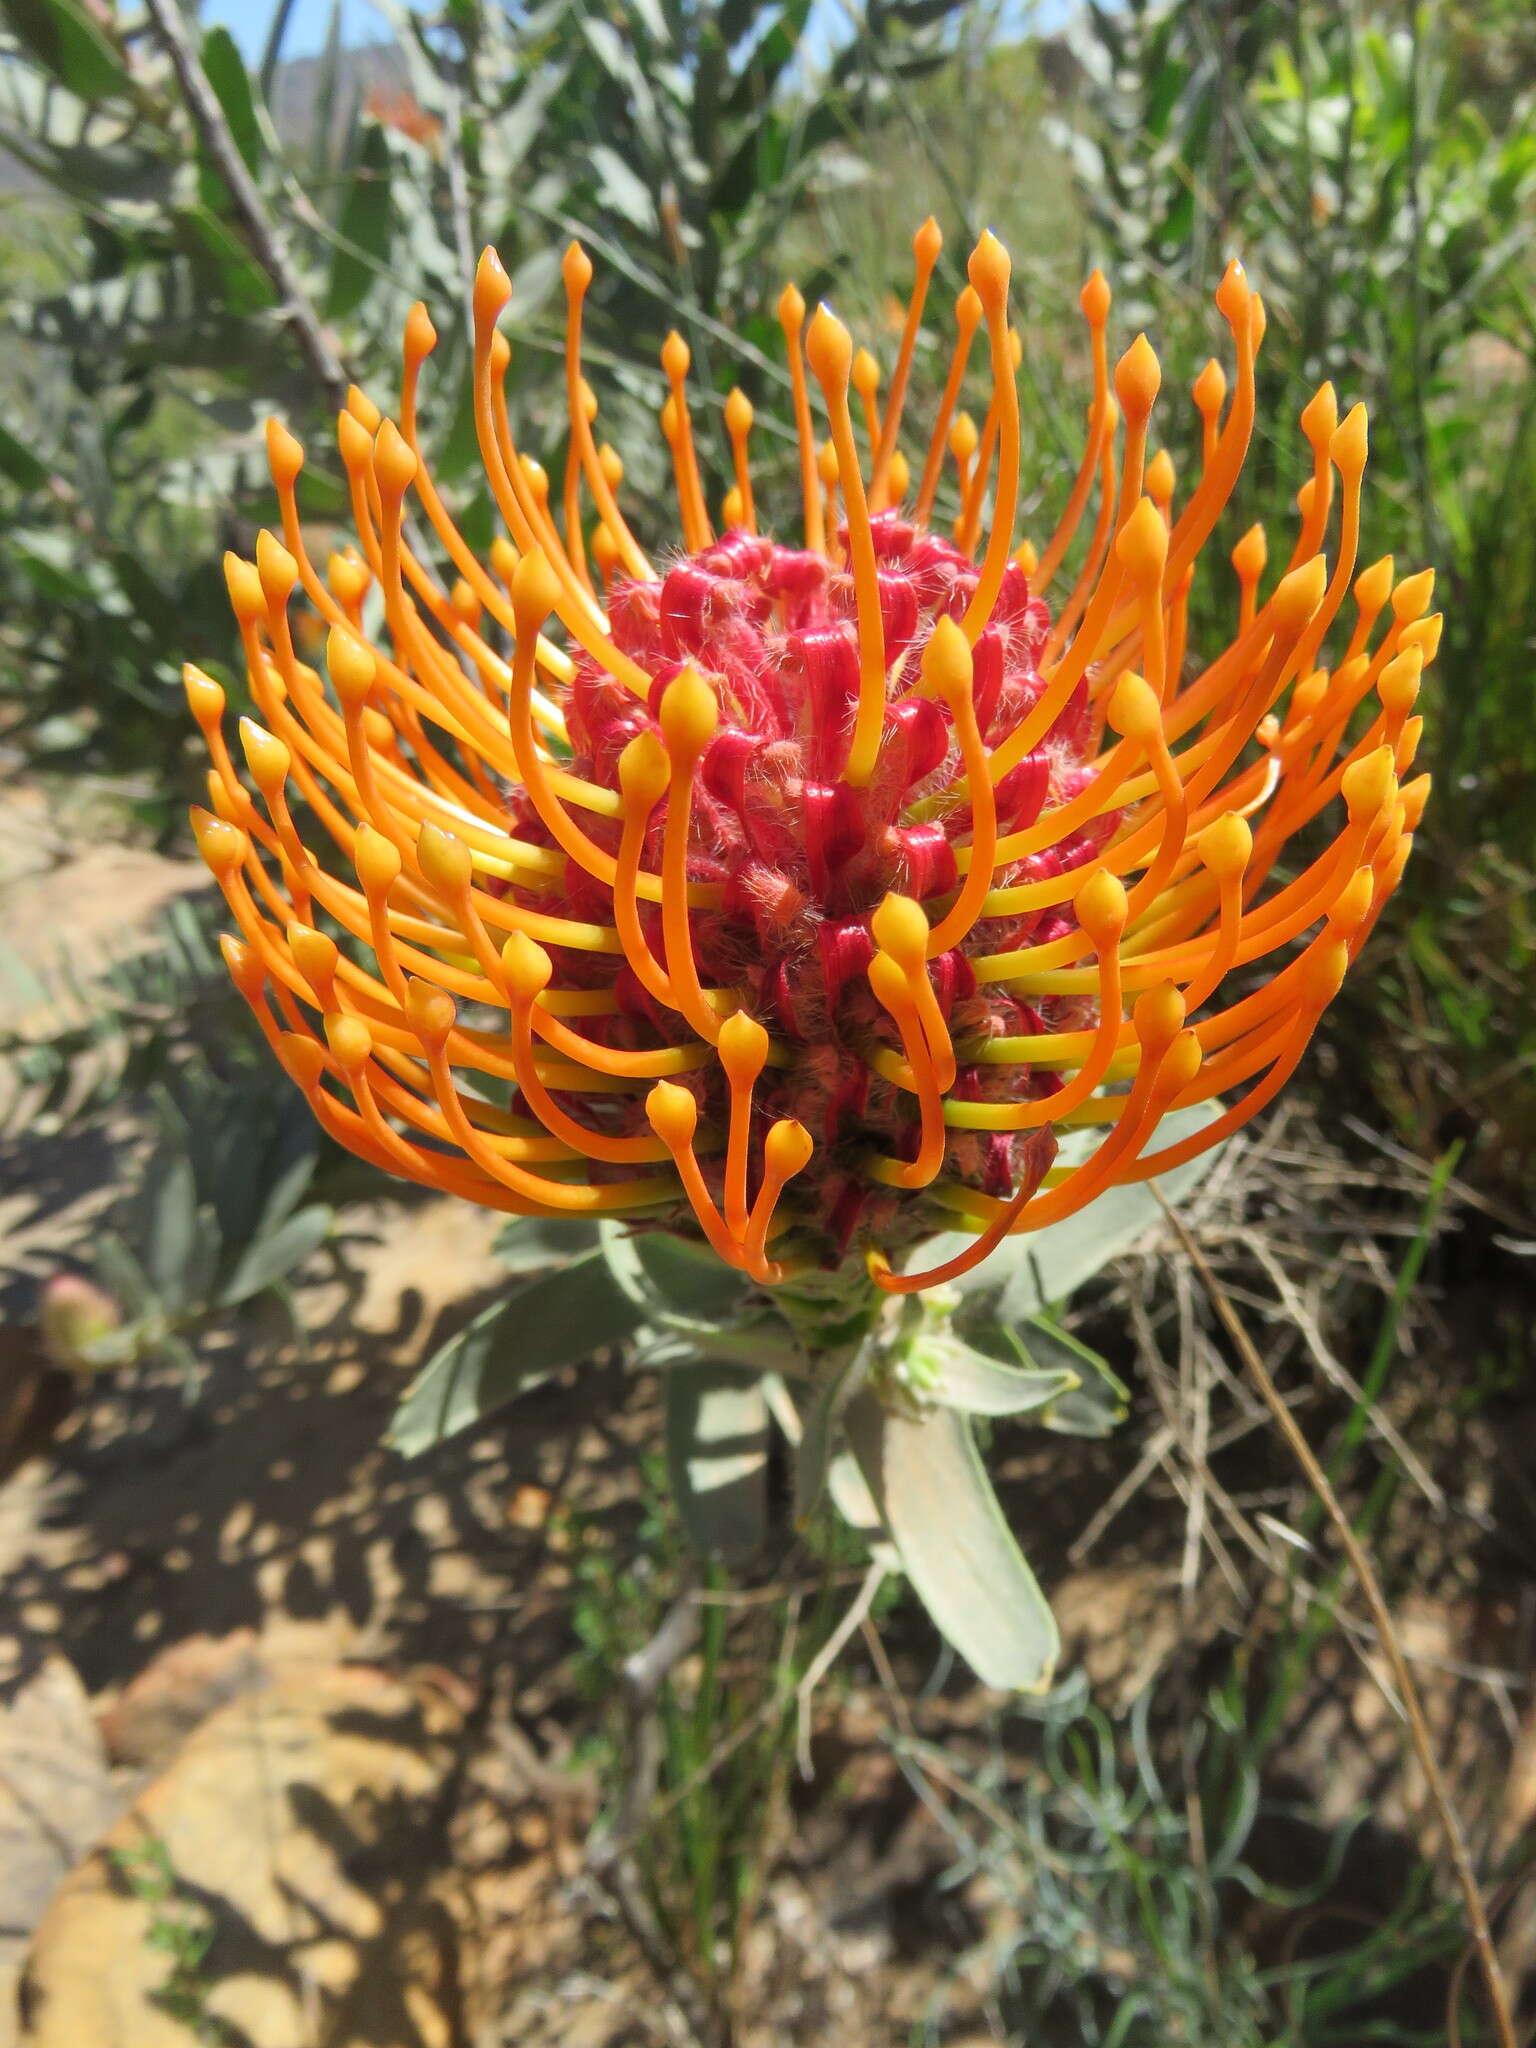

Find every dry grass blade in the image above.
[1154,1189,1518,2048]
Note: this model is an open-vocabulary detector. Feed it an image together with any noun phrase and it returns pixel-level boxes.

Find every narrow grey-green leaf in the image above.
[907,1332,1076,1417]
[847,1393,1059,1691]
[664,1366,769,1566]
[794,1340,872,1521]
[6,0,129,101]
[598,1222,748,1327]
[218,1203,333,1307]
[325,123,393,321]
[147,1153,198,1312]
[387,1247,641,1456]
[201,26,265,176]
[494,1216,602,1276]
[0,422,49,492]
[632,1312,793,1375]
[1016,1319,1130,1438]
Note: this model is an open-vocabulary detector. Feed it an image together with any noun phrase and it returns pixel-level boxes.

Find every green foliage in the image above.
[0,894,266,1135]
[110,1835,232,2043]
[0,0,966,789]
[389,1108,1226,1689]
[70,1072,333,1391]
[903,1679,1480,2047]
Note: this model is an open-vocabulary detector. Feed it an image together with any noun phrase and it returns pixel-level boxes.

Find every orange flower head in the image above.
[190,221,1431,1292]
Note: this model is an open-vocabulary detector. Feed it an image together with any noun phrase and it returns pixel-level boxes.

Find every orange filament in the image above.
[719,1010,770,1238]
[723,388,756,533]
[661,330,711,553]
[658,669,725,1043]
[807,303,888,788]
[871,216,943,510]
[742,1119,814,1279]
[1035,274,1113,588]
[777,284,825,556]
[915,286,984,523]
[868,953,948,1189]
[922,621,998,956]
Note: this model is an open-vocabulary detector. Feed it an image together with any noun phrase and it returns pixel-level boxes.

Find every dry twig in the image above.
[1156,1191,1517,2048]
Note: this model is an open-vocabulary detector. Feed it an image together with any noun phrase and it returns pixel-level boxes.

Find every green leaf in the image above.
[218,1203,333,1307]
[94,1234,157,1322]
[326,123,394,321]
[0,423,49,492]
[589,144,658,232]
[147,1152,198,1311]
[201,26,266,177]
[494,1216,602,1275]
[794,1341,872,1520]
[664,1365,770,1566]
[597,1222,749,1328]
[175,204,277,317]
[905,1331,1076,1417]
[631,1313,794,1375]
[846,1393,1059,1691]
[387,1248,642,1456]
[5,0,129,101]
[1014,1319,1129,1438]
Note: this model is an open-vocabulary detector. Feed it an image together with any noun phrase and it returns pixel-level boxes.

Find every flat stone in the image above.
[0,1658,124,2048]
[18,1663,470,2048]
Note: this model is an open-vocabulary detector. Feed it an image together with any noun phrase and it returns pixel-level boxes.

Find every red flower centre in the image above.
[507,511,1120,1264]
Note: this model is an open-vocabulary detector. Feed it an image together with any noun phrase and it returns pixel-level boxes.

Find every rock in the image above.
[19,1664,471,2048]
[0,1659,125,2047]
[97,1628,270,1770]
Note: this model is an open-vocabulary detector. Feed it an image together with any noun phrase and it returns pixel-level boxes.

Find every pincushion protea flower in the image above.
[188,221,1433,1307]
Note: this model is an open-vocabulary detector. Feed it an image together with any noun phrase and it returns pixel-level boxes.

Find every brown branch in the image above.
[1156,1190,1517,2048]
[142,0,349,407]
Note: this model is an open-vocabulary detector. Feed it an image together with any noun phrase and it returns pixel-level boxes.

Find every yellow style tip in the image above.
[502,929,554,999]
[1114,496,1168,582]
[871,892,930,967]
[920,613,973,703]
[659,665,719,759]
[1114,334,1161,419]
[966,228,1011,310]
[474,246,512,326]
[1198,812,1253,879]
[265,417,304,487]
[417,821,473,896]
[646,1079,699,1147]
[562,239,593,295]
[805,303,853,387]
[327,627,377,706]
[511,546,562,628]
[404,301,436,361]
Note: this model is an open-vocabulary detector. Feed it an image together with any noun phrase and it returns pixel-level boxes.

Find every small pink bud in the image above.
[39,1274,122,1376]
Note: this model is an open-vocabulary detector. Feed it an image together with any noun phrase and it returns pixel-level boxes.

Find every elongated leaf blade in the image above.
[325,123,393,321]
[201,27,265,176]
[598,1222,748,1327]
[218,1203,333,1307]
[494,1216,602,1275]
[6,0,128,101]
[665,1365,769,1566]
[847,1393,1059,1691]
[909,1332,1077,1417]
[387,1248,642,1456]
